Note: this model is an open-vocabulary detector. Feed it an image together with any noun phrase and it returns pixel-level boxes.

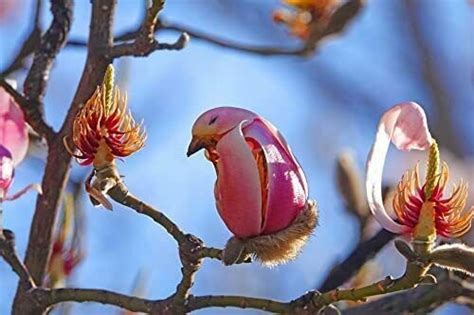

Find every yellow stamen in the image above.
[103,64,115,114]
[424,141,440,199]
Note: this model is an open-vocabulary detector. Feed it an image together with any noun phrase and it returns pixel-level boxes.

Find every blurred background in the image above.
[0,0,473,314]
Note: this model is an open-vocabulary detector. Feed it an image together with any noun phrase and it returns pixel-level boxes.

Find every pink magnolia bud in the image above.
[188,107,316,266]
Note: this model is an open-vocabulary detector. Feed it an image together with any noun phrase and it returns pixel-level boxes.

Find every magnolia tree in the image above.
[0,1,473,314]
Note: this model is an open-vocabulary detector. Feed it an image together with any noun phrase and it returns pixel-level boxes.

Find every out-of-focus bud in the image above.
[336,150,367,220]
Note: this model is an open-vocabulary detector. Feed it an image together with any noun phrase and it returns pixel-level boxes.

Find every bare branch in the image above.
[172,234,204,309]
[106,0,189,58]
[343,276,473,314]
[0,230,36,290]
[187,295,290,313]
[0,79,54,141]
[107,32,189,58]
[319,229,395,292]
[23,0,73,109]
[160,21,305,57]
[107,184,187,244]
[68,0,364,57]
[0,0,42,77]
[31,288,160,313]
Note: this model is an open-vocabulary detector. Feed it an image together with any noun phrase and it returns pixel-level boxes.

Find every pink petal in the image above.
[215,121,263,238]
[366,102,433,234]
[0,145,14,196]
[0,84,28,165]
[258,117,308,197]
[244,118,308,234]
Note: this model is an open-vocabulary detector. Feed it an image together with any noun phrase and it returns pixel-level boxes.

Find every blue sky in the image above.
[0,1,472,314]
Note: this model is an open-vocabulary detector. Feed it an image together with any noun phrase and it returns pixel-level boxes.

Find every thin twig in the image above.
[343,275,472,314]
[107,33,189,58]
[0,0,42,77]
[318,229,395,292]
[68,0,364,57]
[0,230,36,290]
[0,79,54,141]
[160,21,305,57]
[107,184,187,244]
[30,288,160,313]
[106,0,189,58]
[186,295,290,313]
[23,0,73,108]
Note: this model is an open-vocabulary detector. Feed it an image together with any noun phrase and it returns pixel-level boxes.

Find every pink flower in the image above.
[365,102,474,241]
[0,81,28,165]
[0,81,41,201]
[188,107,308,238]
[366,102,434,234]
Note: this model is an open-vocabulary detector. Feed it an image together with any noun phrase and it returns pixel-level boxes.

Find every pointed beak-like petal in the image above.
[366,102,433,234]
[187,136,206,157]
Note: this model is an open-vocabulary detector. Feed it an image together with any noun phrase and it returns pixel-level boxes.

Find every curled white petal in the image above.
[366,102,433,233]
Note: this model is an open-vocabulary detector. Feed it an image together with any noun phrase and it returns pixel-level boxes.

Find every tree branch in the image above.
[0,230,36,290]
[343,276,473,314]
[31,288,160,313]
[186,295,290,313]
[0,79,54,141]
[68,0,364,57]
[0,0,42,78]
[319,229,395,292]
[107,184,187,244]
[106,0,189,58]
[107,33,189,58]
[12,0,116,313]
[23,0,73,114]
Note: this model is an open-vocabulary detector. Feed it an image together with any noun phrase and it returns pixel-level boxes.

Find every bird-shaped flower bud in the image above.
[366,102,473,242]
[188,107,317,266]
[69,65,146,169]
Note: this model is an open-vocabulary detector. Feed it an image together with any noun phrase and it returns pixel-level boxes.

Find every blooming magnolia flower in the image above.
[68,65,146,210]
[188,107,317,266]
[0,82,40,202]
[366,102,473,240]
[69,65,145,169]
[273,0,338,39]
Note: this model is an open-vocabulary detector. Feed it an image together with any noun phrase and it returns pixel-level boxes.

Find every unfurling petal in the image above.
[366,102,433,234]
[0,82,28,166]
[215,121,263,238]
[243,118,307,234]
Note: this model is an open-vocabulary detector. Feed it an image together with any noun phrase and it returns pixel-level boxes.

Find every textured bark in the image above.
[12,1,115,314]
